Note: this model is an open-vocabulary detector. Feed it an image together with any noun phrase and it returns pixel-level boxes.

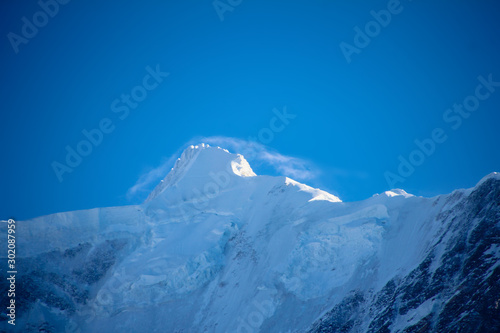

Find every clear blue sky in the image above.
[1,0,500,220]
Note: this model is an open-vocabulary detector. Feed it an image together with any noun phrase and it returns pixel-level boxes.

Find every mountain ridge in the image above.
[1,145,498,332]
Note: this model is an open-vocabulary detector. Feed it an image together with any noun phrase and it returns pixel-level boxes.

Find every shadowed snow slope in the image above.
[1,145,499,333]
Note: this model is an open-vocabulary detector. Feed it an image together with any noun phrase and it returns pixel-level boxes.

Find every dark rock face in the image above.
[310,291,366,333]
[0,239,129,325]
[309,178,500,333]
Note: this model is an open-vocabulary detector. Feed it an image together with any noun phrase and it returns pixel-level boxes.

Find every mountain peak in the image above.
[476,171,500,187]
[146,143,256,201]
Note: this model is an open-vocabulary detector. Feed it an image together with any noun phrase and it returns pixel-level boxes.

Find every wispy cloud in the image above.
[201,136,319,180]
[125,147,184,201]
[258,150,316,180]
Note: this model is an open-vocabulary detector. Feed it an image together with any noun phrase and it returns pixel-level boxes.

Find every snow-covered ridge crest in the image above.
[285,177,341,203]
[146,143,255,201]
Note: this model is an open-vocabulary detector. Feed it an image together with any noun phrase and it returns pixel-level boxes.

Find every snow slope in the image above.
[1,145,498,332]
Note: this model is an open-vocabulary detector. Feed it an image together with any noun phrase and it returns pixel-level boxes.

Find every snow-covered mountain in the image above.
[2,144,499,332]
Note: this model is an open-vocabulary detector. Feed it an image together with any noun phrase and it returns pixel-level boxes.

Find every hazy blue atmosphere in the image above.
[1,0,500,220]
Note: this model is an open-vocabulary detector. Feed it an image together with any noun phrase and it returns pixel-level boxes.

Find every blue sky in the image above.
[1,0,500,220]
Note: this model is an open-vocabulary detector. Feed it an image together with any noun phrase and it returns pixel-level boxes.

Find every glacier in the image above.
[1,144,499,332]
